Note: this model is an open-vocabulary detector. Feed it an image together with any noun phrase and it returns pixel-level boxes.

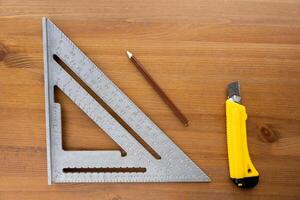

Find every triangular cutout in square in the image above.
[54,86,126,153]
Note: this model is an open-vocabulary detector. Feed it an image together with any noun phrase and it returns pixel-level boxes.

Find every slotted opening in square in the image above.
[53,54,161,159]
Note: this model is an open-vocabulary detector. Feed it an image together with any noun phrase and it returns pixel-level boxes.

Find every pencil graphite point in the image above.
[126,50,133,59]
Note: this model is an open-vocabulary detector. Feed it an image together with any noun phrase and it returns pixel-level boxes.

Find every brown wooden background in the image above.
[0,0,300,199]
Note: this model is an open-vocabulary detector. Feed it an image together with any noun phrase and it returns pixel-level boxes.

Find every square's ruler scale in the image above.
[43,17,210,183]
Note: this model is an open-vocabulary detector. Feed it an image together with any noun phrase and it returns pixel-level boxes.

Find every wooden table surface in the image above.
[1,0,300,199]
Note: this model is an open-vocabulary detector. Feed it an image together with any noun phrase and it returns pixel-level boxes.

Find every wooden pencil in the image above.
[126,50,189,126]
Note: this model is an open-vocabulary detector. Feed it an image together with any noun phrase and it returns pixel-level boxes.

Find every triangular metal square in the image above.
[42,17,210,183]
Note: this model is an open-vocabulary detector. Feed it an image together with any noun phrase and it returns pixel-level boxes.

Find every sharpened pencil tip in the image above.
[126,50,133,58]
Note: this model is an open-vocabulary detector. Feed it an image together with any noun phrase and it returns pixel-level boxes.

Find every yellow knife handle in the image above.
[226,99,259,188]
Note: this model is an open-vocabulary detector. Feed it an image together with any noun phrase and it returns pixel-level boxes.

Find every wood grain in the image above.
[0,0,300,199]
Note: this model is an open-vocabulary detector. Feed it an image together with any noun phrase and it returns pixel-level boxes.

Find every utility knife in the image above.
[226,81,259,188]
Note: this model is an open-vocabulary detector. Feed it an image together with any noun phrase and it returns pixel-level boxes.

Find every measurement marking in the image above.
[53,54,161,160]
